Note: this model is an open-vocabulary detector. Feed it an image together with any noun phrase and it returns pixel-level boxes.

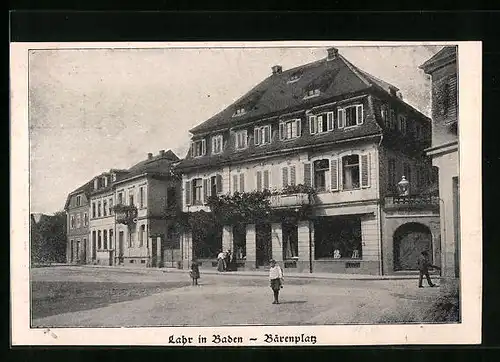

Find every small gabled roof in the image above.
[115,150,180,184]
[189,49,403,135]
[419,46,457,74]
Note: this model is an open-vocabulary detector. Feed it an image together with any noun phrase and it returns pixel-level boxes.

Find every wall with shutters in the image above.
[430,61,458,148]
[182,167,227,212]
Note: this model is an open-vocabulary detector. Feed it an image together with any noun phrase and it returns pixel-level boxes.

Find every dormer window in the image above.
[309,112,334,134]
[288,71,302,83]
[76,195,81,207]
[337,104,364,128]
[94,179,99,190]
[211,134,223,155]
[234,107,246,116]
[304,89,320,98]
[235,130,248,150]
[191,139,206,157]
[111,173,116,182]
[254,125,271,146]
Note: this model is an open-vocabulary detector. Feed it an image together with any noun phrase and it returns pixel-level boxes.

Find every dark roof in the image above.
[190,54,375,134]
[116,150,179,182]
[64,180,93,209]
[419,46,457,73]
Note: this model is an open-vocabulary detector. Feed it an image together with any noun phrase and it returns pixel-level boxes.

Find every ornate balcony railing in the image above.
[384,195,440,211]
[113,204,138,225]
[269,193,313,208]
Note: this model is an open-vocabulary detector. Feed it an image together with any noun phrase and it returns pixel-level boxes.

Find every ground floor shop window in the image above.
[314,216,362,259]
[282,223,298,259]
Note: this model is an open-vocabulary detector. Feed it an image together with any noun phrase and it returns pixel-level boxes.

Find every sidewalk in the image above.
[62,264,436,281]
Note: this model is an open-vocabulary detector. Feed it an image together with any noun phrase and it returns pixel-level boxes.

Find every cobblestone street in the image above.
[31,266,446,327]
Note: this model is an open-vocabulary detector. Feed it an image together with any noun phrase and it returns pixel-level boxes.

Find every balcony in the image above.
[384,195,440,212]
[269,193,313,208]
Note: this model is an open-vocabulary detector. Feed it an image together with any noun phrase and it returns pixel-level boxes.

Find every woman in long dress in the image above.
[217,250,225,272]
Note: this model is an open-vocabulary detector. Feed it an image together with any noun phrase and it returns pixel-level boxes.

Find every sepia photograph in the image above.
[11,41,482,345]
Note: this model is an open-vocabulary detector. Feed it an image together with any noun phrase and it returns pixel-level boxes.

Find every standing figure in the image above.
[225,249,232,271]
[217,250,225,272]
[268,259,284,304]
[190,259,200,286]
[417,251,441,288]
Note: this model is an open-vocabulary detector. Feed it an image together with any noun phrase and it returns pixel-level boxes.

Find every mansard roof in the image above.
[189,50,401,135]
[117,149,180,182]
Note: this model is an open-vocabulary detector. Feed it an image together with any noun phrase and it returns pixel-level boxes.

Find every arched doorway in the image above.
[393,223,432,271]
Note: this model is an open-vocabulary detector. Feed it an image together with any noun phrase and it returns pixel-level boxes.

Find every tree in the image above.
[31,211,67,264]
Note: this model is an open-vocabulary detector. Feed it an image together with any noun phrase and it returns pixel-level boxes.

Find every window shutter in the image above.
[254,128,260,145]
[279,122,285,140]
[185,181,191,206]
[309,115,317,134]
[233,174,238,193]
[256,171,262,192]
[356,105,364,125]
[361,154,370,188]
[216,174,223,193]
[239,173,245,193]
[265,126,271,143]
[338,157,343,190]
[290,165,296,186]
[330,158,339,191]
[327,112,334,131]
[304,163,312,187]
[295,119,301,137]
[263,170,270,190]
[282,167,289,187]
[337,109,345,128]
[203,178,209,202]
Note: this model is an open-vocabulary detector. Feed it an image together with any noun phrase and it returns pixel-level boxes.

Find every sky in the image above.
[28,44,443,214]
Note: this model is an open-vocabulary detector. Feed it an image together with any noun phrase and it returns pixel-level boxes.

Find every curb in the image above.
[57,265,432,281]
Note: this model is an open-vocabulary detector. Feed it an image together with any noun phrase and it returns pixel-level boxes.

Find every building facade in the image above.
[64,183,92,264]
[177,47,440,275]
[421,46,460,290]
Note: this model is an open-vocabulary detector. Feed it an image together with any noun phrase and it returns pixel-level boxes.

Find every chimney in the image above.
[327,47,339,60]
[159,150,165,157]
[147,152,153,160]
[271,65,283,75]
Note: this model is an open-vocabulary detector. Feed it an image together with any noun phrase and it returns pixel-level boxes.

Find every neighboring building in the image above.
[64,182,92,264]
[176,47,440,275]
[420,46,460,290]
[88,170,128,265]
[113,149,181,268]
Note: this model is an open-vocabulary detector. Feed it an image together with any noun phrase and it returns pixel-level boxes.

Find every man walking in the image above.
[417,251,441,288]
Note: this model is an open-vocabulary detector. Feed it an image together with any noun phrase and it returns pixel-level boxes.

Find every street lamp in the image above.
[397,176,410,196]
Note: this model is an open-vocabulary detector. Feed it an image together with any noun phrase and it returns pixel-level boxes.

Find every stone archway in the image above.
[393,222,433,271]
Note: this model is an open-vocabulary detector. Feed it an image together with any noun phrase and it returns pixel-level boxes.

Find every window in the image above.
[84,212,88,226]
[210,176,217,196]
[282,165,297,187]
[381,105,390,128]
[128,232,133,248]
[109,199,113,215]
[212,134,223,154]
[235,130,248,150]
[288,71,302,83]
[97,202,101,217]
[98,230,102,249]
[309,112,334,134]
[279,119,301,140]
[342,155,360,190]
[109,229,113,249]
[76,195,81,207]
[390,109,396,129]
[314,216,362,260]
[191,139,206,157]
[167,187,177,208]
[103,230,108,249]
[70,215,75,229]
[305,88,320,98]
[339,104,364,128]
[257,170,271,191]
[129,191,134,206]
[139,225,145,247]
[139,187,145,208]
[118,192,123,205]
[388,158,397,192]
[399,115,407,134]
[103,200,107,216]
[314,159,330,192]
[92,203,96,218]
[76,213,81,228]
[254,125,271,146]
[234,107,246,116]
[192,178,203,205]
